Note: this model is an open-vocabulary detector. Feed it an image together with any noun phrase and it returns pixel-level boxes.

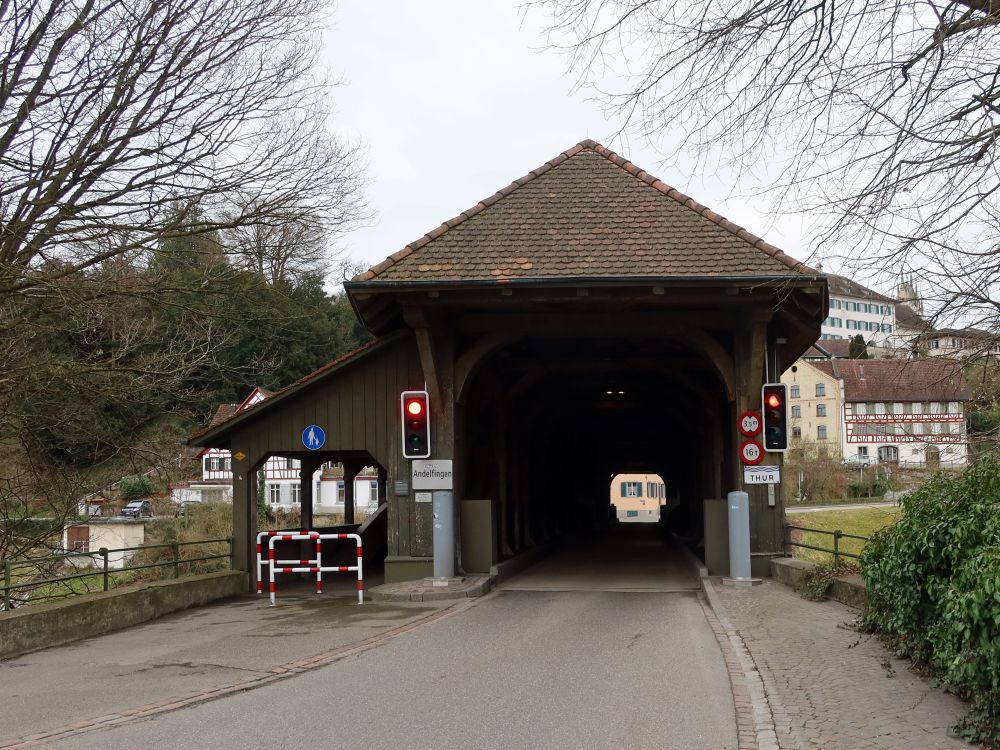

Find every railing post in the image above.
[171,542,180,578]
[833,529,842,566]
[229,536,235,570]
[783,525,790,556]
[3,558,11,611]
[100,548,109,591]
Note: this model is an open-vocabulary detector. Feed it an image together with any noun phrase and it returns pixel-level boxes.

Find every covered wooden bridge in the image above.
[190,139,827,585]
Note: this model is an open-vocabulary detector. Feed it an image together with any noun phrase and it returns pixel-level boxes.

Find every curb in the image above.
[367,576,492,602]
[700,577,783,750]
[0,597,480,749]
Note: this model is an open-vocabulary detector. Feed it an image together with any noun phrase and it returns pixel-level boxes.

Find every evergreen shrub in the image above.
[860,456,1000,744]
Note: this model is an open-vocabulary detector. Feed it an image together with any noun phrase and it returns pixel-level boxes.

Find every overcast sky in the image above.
[324,2,871,291]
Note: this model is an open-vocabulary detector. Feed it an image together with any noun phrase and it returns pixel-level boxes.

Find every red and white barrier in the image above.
[255,530,317,594]
[264,532,363,606]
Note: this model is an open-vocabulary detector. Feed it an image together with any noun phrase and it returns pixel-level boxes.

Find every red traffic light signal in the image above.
[761,383,788,452]
[401,391,430,458]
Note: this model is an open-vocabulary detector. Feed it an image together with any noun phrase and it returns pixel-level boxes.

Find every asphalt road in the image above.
[46,531,738,750]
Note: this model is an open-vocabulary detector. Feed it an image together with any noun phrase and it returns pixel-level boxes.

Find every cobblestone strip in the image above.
[0,598,481,749]
[699,590,760,750]
[700,580,782,750]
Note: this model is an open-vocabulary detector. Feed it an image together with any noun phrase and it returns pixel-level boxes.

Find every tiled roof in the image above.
[811,359,969,402]
[208,404,238,428]
[356,140,816,282]
[826,273,894,303]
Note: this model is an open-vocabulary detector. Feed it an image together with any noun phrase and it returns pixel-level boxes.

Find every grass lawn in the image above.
[785,506,901,565]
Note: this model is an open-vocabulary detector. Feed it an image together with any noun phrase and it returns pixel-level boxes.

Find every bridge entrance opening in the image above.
[461,334,731,580]
[610,473,667,524]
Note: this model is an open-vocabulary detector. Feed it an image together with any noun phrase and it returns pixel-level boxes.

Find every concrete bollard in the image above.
[727,490,752,580]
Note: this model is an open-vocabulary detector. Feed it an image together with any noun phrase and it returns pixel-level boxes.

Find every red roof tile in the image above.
[811,359,969,402]
[356,140,816,283]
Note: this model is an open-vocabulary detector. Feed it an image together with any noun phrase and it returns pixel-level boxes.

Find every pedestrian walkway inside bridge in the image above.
[501,523,700,593]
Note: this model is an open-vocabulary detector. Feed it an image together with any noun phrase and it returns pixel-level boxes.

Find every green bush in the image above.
[860,456,1000,744]
[118,474,154,501]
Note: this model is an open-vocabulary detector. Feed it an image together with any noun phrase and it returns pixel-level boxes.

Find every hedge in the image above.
[861,456,1000,744]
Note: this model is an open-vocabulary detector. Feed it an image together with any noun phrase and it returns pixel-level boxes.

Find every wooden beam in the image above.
[404,309,442,404]
[455,332,518,405]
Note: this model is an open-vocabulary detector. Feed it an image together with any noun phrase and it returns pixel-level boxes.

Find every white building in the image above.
[819,271,896,347]
[62,519,145,569]
[172,387,380,513]
[810,359,969,468]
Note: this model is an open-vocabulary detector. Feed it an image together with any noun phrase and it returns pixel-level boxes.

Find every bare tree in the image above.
[536,0,1000,332]
[0,0,365,583]
[0,0,364,293]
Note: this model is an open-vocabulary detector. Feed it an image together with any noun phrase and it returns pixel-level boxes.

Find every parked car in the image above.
[120,500,153,518]
[842,455,871,468]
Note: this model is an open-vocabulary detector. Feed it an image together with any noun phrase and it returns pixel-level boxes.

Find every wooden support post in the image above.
[299,461,316,531]
[230,451,259,591]
[732,314,784,574]
[377,465,388,507]
[343,460,364,525]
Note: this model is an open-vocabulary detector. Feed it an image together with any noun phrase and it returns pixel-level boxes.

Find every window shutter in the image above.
[637,483,642,497]
[621,482,627,495]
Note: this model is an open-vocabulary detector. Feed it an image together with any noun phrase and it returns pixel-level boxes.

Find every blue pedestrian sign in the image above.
[302,425,325,451]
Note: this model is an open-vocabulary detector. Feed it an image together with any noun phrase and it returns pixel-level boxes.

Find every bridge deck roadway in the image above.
[500,522,702,592]
[41,524,737,750]
[7,524,740,749]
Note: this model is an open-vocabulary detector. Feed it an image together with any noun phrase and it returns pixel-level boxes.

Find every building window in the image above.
[816,403,827,417]
[932,339,940,349]
[817,425,828,440]
[290,484,300,504]
[815,383,826,397]
[790,385,800,398]
[878,446,899,463]
[224,457,231,471]
[267,484,280,504]
[285,457,295,470]
[792,426,802,439]
[622,482,642,498]
[858,446,869,458]
[791,405,801,418]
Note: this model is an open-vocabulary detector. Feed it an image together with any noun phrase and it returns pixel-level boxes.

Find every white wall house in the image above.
[810,359,970,468]
[819,271,896,347]
[172,387,380,513]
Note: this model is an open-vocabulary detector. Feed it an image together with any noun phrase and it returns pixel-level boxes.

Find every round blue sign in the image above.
[302,424,326,451]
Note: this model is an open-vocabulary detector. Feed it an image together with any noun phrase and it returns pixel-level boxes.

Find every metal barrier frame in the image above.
[262,532,363,606]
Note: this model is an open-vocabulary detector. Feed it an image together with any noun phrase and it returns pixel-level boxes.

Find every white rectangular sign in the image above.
[744,465,781,485]
[411,459,453,490]
[414,491,432,503]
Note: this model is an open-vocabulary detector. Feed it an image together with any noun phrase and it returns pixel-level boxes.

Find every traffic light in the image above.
[761,383,788,451]
[400,390,430,458]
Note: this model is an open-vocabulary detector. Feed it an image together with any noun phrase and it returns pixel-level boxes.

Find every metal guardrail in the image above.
[1,537,233,611]
[784,525,869,565]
